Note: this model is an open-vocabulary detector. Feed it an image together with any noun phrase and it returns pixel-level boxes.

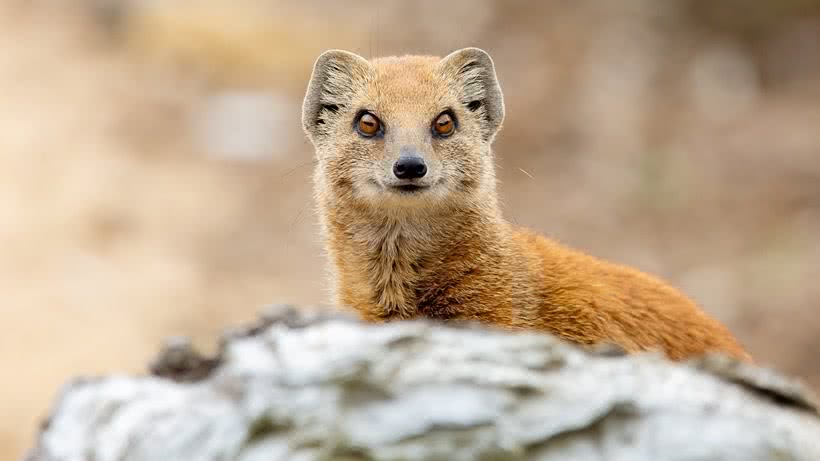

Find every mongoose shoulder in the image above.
[301,47,750,361]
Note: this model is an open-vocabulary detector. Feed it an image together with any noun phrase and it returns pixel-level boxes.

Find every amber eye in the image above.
[433,112,455,137]
[357,113,381,137]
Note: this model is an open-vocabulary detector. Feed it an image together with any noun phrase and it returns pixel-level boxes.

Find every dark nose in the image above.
[393,156,427,180]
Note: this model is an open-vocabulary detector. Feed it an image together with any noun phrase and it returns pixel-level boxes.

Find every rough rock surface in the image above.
[27,306,820,461]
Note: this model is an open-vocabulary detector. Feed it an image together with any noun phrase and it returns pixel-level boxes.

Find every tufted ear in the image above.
[438,48,505,141]
[302,50,372,141]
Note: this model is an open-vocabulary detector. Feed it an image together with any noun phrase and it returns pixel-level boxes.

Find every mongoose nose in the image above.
[393,156,427,180]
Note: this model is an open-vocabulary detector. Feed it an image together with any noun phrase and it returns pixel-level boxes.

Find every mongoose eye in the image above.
[433,112,455,137]
[357,113,381,137]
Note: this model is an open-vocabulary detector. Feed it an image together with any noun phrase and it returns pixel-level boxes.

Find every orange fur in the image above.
[302,48,750,361]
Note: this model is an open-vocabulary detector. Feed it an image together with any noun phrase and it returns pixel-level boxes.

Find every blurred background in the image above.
[2,0,819,457]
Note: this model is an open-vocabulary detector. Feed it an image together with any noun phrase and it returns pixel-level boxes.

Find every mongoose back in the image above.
[301,47,750,361]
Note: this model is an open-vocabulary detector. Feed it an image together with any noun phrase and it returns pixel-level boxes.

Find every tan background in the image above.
[2,0,819,458]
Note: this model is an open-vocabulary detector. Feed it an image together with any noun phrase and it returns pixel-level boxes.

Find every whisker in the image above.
[499,198,521,226]
[294,207,316,228]
[285,200,314,261]
[281,160,318,177]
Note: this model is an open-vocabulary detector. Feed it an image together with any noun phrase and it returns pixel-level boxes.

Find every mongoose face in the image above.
[302,48,505,212]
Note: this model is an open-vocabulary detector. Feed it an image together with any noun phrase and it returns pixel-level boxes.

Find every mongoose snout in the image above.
[393,155,427,180]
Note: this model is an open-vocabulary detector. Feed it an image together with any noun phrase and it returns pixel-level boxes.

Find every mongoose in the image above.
[301,47,750,361]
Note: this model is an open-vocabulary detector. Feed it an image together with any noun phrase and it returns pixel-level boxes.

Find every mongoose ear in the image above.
[302,49,372,141]
[438,48,505,140]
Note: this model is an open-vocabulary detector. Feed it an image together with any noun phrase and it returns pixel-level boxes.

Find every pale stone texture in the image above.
[27,306,820,461]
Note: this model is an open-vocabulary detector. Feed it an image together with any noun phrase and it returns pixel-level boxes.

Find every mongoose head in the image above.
[302,48,504,213]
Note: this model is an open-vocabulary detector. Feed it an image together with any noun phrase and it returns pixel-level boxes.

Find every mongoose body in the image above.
[301,48,750,361]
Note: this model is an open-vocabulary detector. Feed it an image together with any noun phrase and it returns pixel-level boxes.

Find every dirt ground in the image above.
[2,1,819,458]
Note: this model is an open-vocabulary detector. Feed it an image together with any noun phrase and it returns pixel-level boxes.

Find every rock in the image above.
[26,306,820,461]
